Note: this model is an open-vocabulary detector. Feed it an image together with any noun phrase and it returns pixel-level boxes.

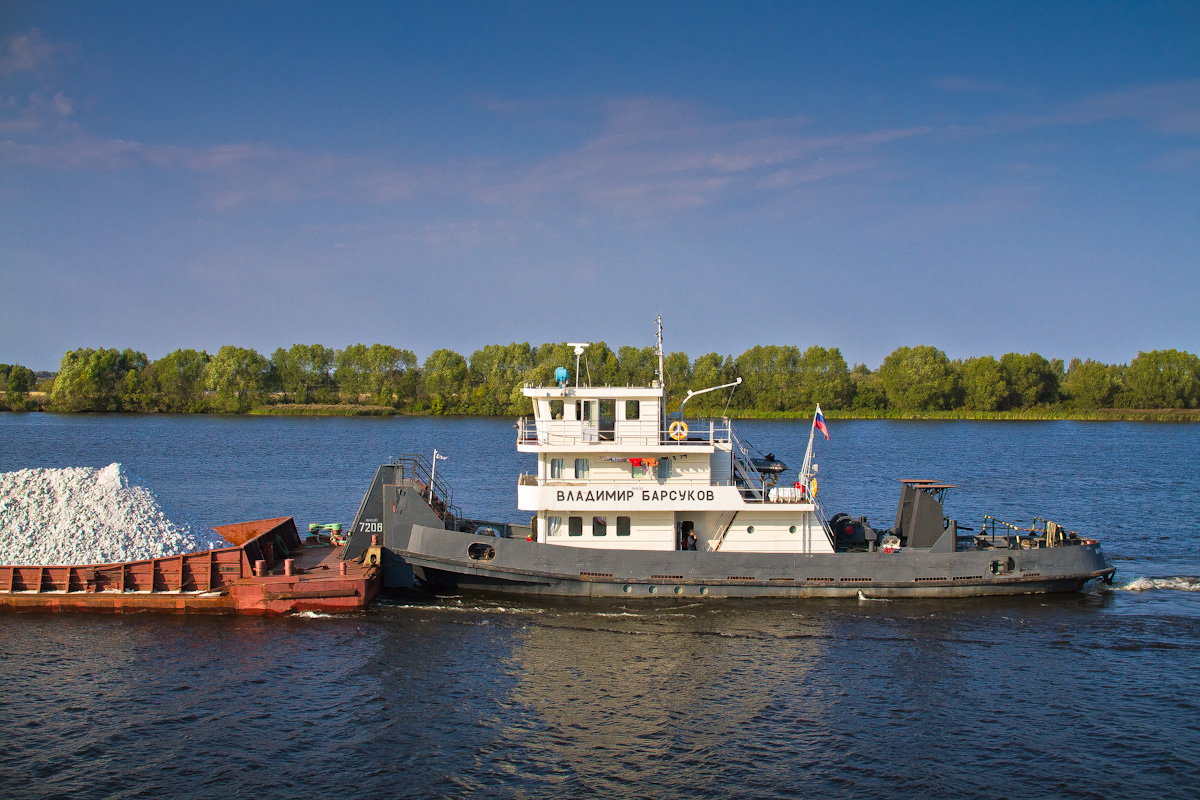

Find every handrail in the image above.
[390,454,462,523]
[982,515,1078,543]
[517,416,740,447]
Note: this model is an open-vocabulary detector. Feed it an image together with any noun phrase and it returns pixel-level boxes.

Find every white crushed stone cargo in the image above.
[0,464,231,566]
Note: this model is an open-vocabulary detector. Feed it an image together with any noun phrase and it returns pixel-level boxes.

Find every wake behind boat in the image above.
[344,320,1114,598]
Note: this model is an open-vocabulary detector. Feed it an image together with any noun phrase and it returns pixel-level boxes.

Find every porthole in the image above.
[623,584,632,593]
[699,586,709,596]
[789,525,797,534]
[673,586,683,595]
[648,585,657,594]
[747,525,755,534]
[467,543,495,561]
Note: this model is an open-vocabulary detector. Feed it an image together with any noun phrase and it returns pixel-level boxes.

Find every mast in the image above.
[655,314,665,389]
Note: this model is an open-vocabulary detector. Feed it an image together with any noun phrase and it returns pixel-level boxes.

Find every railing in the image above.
[517,416,737,447]
[390,454,462,523]
[727,424,769,501]
[981,515,1083,548]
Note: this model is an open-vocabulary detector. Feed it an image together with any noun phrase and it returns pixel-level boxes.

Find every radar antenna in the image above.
[566,342,590,388]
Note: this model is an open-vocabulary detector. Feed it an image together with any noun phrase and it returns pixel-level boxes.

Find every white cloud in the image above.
[0,29,62,75]
[996,80,1200,135]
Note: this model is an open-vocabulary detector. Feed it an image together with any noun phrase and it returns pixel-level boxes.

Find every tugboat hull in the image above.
[395,523,1114,599]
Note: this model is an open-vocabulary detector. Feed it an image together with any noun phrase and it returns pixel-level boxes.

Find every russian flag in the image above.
[814,405,830,440]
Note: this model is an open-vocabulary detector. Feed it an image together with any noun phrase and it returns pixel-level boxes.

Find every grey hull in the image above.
[397,524,1114,599]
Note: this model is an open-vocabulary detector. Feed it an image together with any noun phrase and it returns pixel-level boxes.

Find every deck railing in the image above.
[517,416,738,447]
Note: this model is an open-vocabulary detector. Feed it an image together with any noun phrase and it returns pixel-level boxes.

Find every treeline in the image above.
[7,343,1200,416]
[0,363,38,411]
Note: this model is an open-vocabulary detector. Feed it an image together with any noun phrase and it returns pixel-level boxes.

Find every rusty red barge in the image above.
[0,517,381,615]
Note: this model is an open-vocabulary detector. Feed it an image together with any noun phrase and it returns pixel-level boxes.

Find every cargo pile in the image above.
[0,464,229,566]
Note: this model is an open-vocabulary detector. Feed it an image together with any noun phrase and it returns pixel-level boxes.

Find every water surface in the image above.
[1,414,1197,798]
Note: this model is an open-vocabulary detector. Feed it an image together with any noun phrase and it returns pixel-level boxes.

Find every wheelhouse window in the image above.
[593,516,607,536]
[547,516,562,536]
[550,458,564,479]
[625,400,640,420]
[568,516,583,536]
[575,458,589,479]
[616,516,630,536]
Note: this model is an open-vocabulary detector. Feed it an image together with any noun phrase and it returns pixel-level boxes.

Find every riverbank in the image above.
[3,395,1198,421]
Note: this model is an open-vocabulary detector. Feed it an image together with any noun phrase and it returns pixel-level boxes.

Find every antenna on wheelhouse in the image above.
[655,314,665,389]
[567,342,590,388]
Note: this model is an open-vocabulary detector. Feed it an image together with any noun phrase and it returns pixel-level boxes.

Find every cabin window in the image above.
[616,516,630,536]
[657,458,672,479]
[549,399,563,419]
[569,516,583,536]
[547,516,562,536]
[575,458,589,479]
[625,400,640,420]
[550,458,564,479]
[593,516,607,536]
[578,400,593,422]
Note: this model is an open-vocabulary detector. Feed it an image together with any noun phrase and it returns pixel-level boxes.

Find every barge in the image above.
[1,517,381,614]
[343,320,1115,599]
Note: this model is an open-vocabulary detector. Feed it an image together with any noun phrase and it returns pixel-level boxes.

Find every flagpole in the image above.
[799,406,818,486]
[436,450,446,501]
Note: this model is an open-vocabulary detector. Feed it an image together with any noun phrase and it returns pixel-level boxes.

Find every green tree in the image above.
[688,353,737,415]
[662,350,692,409]
[795,346,854,410]
[878,345,958,411]
[335,344,418,406]
[1062,358,1114,408]
[50,348,149,412]
[119,352,155,411]
[960,356,1009,411]
[423,349,469,413]
[467,342,534,415]
[3,364,36,410]
[149,349,211,412]
[272,344,335,403]
[205,346,269,412]
[734,345,802,412]
[334,344,371,403]
[849,363,887,410]
[617,346,658,387]
[1120,350,1200,408]
[999,352,1059,408]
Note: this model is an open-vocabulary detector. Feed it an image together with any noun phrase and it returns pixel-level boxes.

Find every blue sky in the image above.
[2,1,1197,371]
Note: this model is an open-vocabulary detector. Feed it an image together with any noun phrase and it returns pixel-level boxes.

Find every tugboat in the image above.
[344,320,1114,598]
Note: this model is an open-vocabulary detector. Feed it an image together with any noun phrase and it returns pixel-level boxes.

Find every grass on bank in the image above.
[248,404,397,416]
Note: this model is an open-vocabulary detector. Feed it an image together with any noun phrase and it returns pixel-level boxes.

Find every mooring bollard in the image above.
[254,559,266,577]
[339,561,348,576]
[284,558,295,576]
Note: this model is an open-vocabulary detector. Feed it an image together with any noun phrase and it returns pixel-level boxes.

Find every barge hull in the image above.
[1,517,381,615]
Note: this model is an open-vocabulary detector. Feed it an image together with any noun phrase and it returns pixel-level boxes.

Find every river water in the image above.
[1,413,1198,799]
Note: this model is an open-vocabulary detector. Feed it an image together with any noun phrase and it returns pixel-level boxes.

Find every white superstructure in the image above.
[516,326,835,554]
